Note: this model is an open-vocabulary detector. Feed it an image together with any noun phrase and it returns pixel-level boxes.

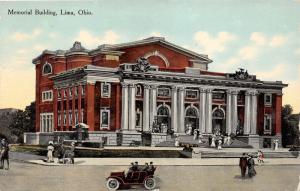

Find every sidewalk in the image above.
[28,157,300,166]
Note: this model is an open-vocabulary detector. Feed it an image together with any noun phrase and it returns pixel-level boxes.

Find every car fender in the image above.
[106,176,125,185]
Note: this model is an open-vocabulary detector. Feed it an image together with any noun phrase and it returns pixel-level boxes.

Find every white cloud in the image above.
[11,28,42,41]
[255,63,287,80]
[238,46,258,60]
[74,30,120,48]
[269,35,288,47]
[250,32,267,46]
[193,31,237,56]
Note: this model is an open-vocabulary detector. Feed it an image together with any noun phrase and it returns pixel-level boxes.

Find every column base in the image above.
[248,134,260,149]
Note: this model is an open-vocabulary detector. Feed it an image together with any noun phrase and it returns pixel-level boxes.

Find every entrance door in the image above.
[185,107,199,134]
[156,105,171,133]
[212,108,226,135]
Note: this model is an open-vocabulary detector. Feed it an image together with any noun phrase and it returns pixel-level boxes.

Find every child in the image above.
[257,150,264,163]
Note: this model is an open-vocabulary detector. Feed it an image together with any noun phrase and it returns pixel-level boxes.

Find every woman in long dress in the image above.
[47,141,54,163]
[247,155,257,178]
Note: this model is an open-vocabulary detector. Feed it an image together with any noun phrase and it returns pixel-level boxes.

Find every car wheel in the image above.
[106,178,120,190]
[144,177,156,190]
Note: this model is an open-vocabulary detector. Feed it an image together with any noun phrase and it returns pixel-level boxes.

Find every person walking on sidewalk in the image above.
[239,153,248,178]
[47,141,55,163]
[247,155,257,178]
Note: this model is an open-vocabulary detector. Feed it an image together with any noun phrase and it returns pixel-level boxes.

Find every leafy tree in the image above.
[8,102,36,143]
[282,104,299,147]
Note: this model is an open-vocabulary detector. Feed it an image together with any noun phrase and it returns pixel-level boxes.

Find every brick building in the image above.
[24,37,287,148]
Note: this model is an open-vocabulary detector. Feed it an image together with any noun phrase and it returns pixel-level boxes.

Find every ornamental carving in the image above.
[233,68,250,80]
[132,57,151,72]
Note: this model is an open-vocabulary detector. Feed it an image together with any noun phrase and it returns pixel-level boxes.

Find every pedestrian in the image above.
[198,133,204,144]
[257,150,264,163]
[175,135,180,147]
[239,153,248,178]
[211,134,216,147]
[193,129,198,140]
[0,139,9,170]
[217,139,222,150]
[247,155,257,178]
[47,141,55,163]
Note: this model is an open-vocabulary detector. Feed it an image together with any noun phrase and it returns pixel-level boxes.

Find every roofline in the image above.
[105,37,213,63]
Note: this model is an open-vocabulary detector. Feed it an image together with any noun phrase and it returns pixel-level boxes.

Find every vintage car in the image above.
[106,167,157,190]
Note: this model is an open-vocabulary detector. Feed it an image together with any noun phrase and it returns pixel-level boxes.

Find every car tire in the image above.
[144,177,156,190]
[106,178,120,190]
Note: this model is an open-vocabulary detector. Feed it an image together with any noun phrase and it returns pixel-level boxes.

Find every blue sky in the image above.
[0,0,300,113]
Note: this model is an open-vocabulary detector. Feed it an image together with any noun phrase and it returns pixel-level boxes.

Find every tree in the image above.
[281,104,299,147]
[8,102,36,143]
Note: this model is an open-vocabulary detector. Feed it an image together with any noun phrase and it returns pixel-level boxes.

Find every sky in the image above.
[0,0,300,113]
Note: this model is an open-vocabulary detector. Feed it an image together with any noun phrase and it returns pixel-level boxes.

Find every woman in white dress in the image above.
[47,141,54,163]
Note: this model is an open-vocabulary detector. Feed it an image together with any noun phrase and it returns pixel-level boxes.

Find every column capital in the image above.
[206,88,213,93]
[171,85,177,91]
[249,90,258,96]
[178,86,185,91]
[144,84,150,89]
[150,84,158,89]
[199,87,207,93]
[128,83,135,88]
[121,82,129,88]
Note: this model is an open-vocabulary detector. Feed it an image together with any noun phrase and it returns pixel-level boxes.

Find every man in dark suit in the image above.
[239,153,248,177]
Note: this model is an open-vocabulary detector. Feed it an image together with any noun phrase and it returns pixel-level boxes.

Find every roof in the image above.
[32,37,213,64]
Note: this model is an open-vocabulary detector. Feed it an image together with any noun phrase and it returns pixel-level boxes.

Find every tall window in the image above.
[100,109,110,129]
[75,110,78,125]
[136,85,142,96]
[81,85,85,96]
[42,90,53,102]
[75,87,78,96]
[136,109,142,128]
[69,88,73,97]
[40,113,53,132]
[42,62,52,75]
[264,94,272,106]
[58,112,61,126]
[69,110,72,125]
[101,83,111,98]
[264,114,272,134]
[63,111,67,125]
[57,90,61,99]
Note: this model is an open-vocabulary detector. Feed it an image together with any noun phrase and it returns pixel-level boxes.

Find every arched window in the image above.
[157,106,169,116]
[186,107,198,118]
[42,62,52,75]
[212,109,225,119]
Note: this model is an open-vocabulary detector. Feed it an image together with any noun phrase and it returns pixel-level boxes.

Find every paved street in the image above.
[0,161,299,191]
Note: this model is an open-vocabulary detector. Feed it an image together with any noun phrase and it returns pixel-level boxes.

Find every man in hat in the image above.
[239,153,248,177]
[133,161,139,171]
[0,139,9,170]
[247,155,257,178]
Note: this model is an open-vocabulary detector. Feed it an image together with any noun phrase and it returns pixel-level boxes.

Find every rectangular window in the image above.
[69,88,72,97]
[81,85,85,95]
[75,87,78,96]
[136,111,142,128]
[58,112,61,126]
[100,109,110,129]
[42,90,53,102]
[75,110,78,125]
[57,90,61,99]
[157,88,171,97]
[264,114,272,134]
[81,109,84,123]
[264,94,272,106]
[212,92,225,100]
[185,90,198,99]
[101,83,111,98]
[63,111,67,125]
[63,89,67,98]
[69,110,72,125]
[40,113,53,132]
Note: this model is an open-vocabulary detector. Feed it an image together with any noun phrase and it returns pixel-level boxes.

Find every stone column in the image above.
[199,88,206,133]
[149,85,157,131]
[143,85,150,131]
[128,84,136,131]
[171,86,178,133]
[250,90,258,134]
[205,89,212,133]
[226,90,232,135]
[121,83,129,131]
[177,86,185,133]
[231,90,238,135]
[244,91,251,134]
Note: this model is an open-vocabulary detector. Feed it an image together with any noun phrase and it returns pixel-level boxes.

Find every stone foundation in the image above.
[24,132,54,145]
[89,131,117,146]
[121,131,142,146]
[151,133,167,146]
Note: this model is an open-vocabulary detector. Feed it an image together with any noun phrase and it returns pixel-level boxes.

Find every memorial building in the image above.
[24,37,287,148]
